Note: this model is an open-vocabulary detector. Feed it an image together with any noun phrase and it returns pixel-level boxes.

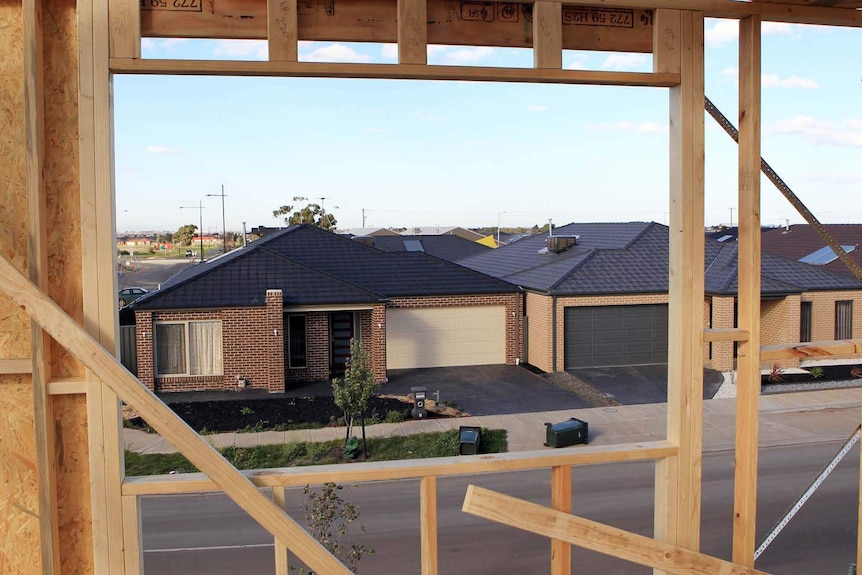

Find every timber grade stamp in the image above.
[141,0,202,12]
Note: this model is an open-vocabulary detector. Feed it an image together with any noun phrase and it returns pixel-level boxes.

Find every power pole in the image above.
[207,185,228,253]
[180,200,205,261]
[362,208,367,228]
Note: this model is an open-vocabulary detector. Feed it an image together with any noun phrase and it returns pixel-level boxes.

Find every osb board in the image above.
[52,394,93,575]
[0,375,42,575]
[0,0,33,360]
[44,0,84,379]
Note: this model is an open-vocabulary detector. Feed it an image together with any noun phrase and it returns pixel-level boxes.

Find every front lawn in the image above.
[125,428,508,476]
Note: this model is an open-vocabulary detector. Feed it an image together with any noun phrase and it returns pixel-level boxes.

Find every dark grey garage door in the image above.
[564,304,668,369]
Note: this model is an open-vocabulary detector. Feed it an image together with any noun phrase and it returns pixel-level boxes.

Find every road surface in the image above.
[141,441,860,574]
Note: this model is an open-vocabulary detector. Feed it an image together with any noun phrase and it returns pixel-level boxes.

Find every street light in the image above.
[497,211,506,247]
[206,185,228,254]
[180,200,205,262]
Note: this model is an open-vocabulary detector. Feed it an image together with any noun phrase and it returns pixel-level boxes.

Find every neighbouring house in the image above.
[403,226,488,242]
[365,234,491,263]
[761,224,862,277]
[130,224,520,393]
[460,222,862,373]
[339,227,401,237]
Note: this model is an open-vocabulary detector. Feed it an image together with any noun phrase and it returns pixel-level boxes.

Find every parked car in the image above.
[118,287,147,308]
[185,250,195,257]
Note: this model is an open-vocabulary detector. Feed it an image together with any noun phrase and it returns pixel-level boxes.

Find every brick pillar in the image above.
[266,290,285,393]
[505,293,519,365]
[371,304,387,383]
[782,294,801,368]
[711,296,735,372]
[135,311,155,390]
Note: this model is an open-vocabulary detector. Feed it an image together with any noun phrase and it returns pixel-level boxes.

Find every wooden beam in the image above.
[110,58,681,86]
[659,8,705,567]
[760,339,862,361]
[47,378,89,395]
[273,487,290,575]
[267,0,298,62]
[0,358,33,374]
[123,440,679,495]
[533,1,563,69]
[703,328,750,343]
[122,495,143,575]
[733,15,761,569]
[420,476,438,575]
[550,465,572,575]
[397,0,427,65]
[109,0,141,58]
[462,485,771,575]
[0,254,353,575]
[653,9,681,74]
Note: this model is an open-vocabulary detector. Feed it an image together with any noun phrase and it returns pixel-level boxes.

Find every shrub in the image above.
[384,410,406,423]
[768,363,784,383]
[809,367,824,379]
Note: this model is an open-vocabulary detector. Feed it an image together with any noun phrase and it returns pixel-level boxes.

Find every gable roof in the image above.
[459,222,862,296]
[761,224,862,276]
[134,224,516,310]
[368,235,491,262]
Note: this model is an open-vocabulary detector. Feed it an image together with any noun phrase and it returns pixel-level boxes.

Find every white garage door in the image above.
[386,306,506,369]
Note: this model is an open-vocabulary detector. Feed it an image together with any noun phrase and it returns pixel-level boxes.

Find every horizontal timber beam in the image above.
[0,253,353,575]
[123,440,678,495]
[110,58,680,85]
[462,485,771,575]
[761,338,862,361]
[0,358,33,374]
[704,328,750,343]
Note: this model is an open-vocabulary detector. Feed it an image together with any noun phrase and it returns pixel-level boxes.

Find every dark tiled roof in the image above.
[761,224,862,276]
[459,221,862,296]
[134,225,515,310]
[369,235,491,262]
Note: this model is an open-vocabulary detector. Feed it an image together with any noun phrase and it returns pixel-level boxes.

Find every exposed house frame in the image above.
[2,0,862,573]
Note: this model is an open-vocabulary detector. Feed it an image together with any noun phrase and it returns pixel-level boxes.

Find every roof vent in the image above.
[352,236,375,247]
[546,235,578,253]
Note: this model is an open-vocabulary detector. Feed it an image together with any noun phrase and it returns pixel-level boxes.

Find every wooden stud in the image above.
[0,254,354,575]
[397,0,427,65]
[703,328,750,343]
[267,0,298,62]
[420,476,438,575]
[122,495,143,575]
[657,9,705,568]
[733,16,761,568]
[533,2,562,69]
[462,485,772,575]
[110,58,680,87]
[760,338,862,361]
[550,465,572,575]
[109,0,141,58]
[653,9,681,74]
[0,358,34,374]
[273,487,290,575]
[47,378,89,394]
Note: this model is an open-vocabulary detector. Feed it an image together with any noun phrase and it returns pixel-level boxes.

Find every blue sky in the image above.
[114,20,862,234]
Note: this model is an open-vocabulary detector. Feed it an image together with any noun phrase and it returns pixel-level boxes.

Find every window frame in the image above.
[154,319,224,377]
[287,314,308,369]
[800,301,812,343]
[835,300,854,340]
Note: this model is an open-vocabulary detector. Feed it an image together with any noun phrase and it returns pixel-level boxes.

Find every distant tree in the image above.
[274,196,337,231]
[173,224,198,246]
[331,339,378,458]
[156,232,173,244]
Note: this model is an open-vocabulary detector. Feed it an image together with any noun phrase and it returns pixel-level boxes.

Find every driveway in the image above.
[383,365,592,416]
[567,365,725,405]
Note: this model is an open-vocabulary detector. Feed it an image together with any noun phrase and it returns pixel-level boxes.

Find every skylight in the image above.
[717,234,734,243]
[798,245,857,265]
[403,240,425,252]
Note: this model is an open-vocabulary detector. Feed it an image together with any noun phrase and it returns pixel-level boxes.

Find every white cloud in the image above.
[720,67,818,89]
[588,121,668,135]
[213,40,267,60]
[141,38,189,55]
[438,46,495,65]
[381,43,398,59]
[146,145,181,154]
[768,116,862,147]
[601,54,648,71]
[527,104,548,112]
[565,55,588,70]
[303,43,371,63]
[706,20,801,46]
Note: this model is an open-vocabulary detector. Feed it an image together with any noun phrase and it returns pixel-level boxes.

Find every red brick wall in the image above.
[525,292,553,373]
[266,290,285,393]
[284,311,330,383]
[364,305,387,383]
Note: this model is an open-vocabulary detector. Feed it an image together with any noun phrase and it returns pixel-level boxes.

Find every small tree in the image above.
[274,196,337,231]
[172,224,198,246]
[332,339,378,458]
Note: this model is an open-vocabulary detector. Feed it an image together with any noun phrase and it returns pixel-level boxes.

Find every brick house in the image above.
[760,224,862,276]
[460,222,862,373]
[131,224,520,393]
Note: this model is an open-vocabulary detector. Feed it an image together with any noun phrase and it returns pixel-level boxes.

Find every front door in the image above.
[330,312,355,375]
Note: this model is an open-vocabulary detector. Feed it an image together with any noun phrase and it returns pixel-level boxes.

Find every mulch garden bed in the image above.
[125,395,452,434]
[762,363,862,386]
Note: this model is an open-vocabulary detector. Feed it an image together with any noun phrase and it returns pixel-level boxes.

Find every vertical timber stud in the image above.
[420,476,439,575]
[85,0,126,572]
[273,487,290,575]
[654,9,705,573]
[121,495,143,575]
[550,466,572,575]
[532,1,562,69]
[268,0,298,62]
[24,0,62,570]
[397,0,427,65]
[733,15,761,568]
[109,0,140,59]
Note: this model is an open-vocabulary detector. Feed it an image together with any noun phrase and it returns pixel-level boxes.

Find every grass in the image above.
[125,428,508,476]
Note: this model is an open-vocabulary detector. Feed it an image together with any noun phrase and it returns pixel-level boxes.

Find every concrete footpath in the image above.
[124,387,862,455]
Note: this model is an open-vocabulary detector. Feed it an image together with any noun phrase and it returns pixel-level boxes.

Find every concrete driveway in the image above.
[567,365,724,405]
[383,365,592,416]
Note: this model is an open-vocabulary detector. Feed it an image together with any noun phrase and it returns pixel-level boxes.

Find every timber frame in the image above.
[1,0,862,573]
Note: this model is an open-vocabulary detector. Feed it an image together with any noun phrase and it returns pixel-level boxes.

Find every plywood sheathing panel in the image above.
[141,0,654,53]
[0,0,33,360]
[0,375,42,575]
[44,0,84,380]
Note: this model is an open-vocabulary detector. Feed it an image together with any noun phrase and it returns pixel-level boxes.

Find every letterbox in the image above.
[411,386,428,419]
[544,418,588,448]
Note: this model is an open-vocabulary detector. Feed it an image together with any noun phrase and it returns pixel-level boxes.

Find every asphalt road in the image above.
[141,441,860,574]
[118,258,190,291]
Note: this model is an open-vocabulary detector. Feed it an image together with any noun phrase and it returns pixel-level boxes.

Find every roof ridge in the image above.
[399,250,519,292]
[547,249,599,292]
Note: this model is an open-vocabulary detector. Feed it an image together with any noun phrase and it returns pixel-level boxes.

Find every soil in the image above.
[762,363,862,386]
[124,394,458,434]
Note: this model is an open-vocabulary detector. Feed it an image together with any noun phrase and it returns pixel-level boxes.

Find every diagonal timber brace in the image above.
[462,485,771,575]
[0,254,352,575]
